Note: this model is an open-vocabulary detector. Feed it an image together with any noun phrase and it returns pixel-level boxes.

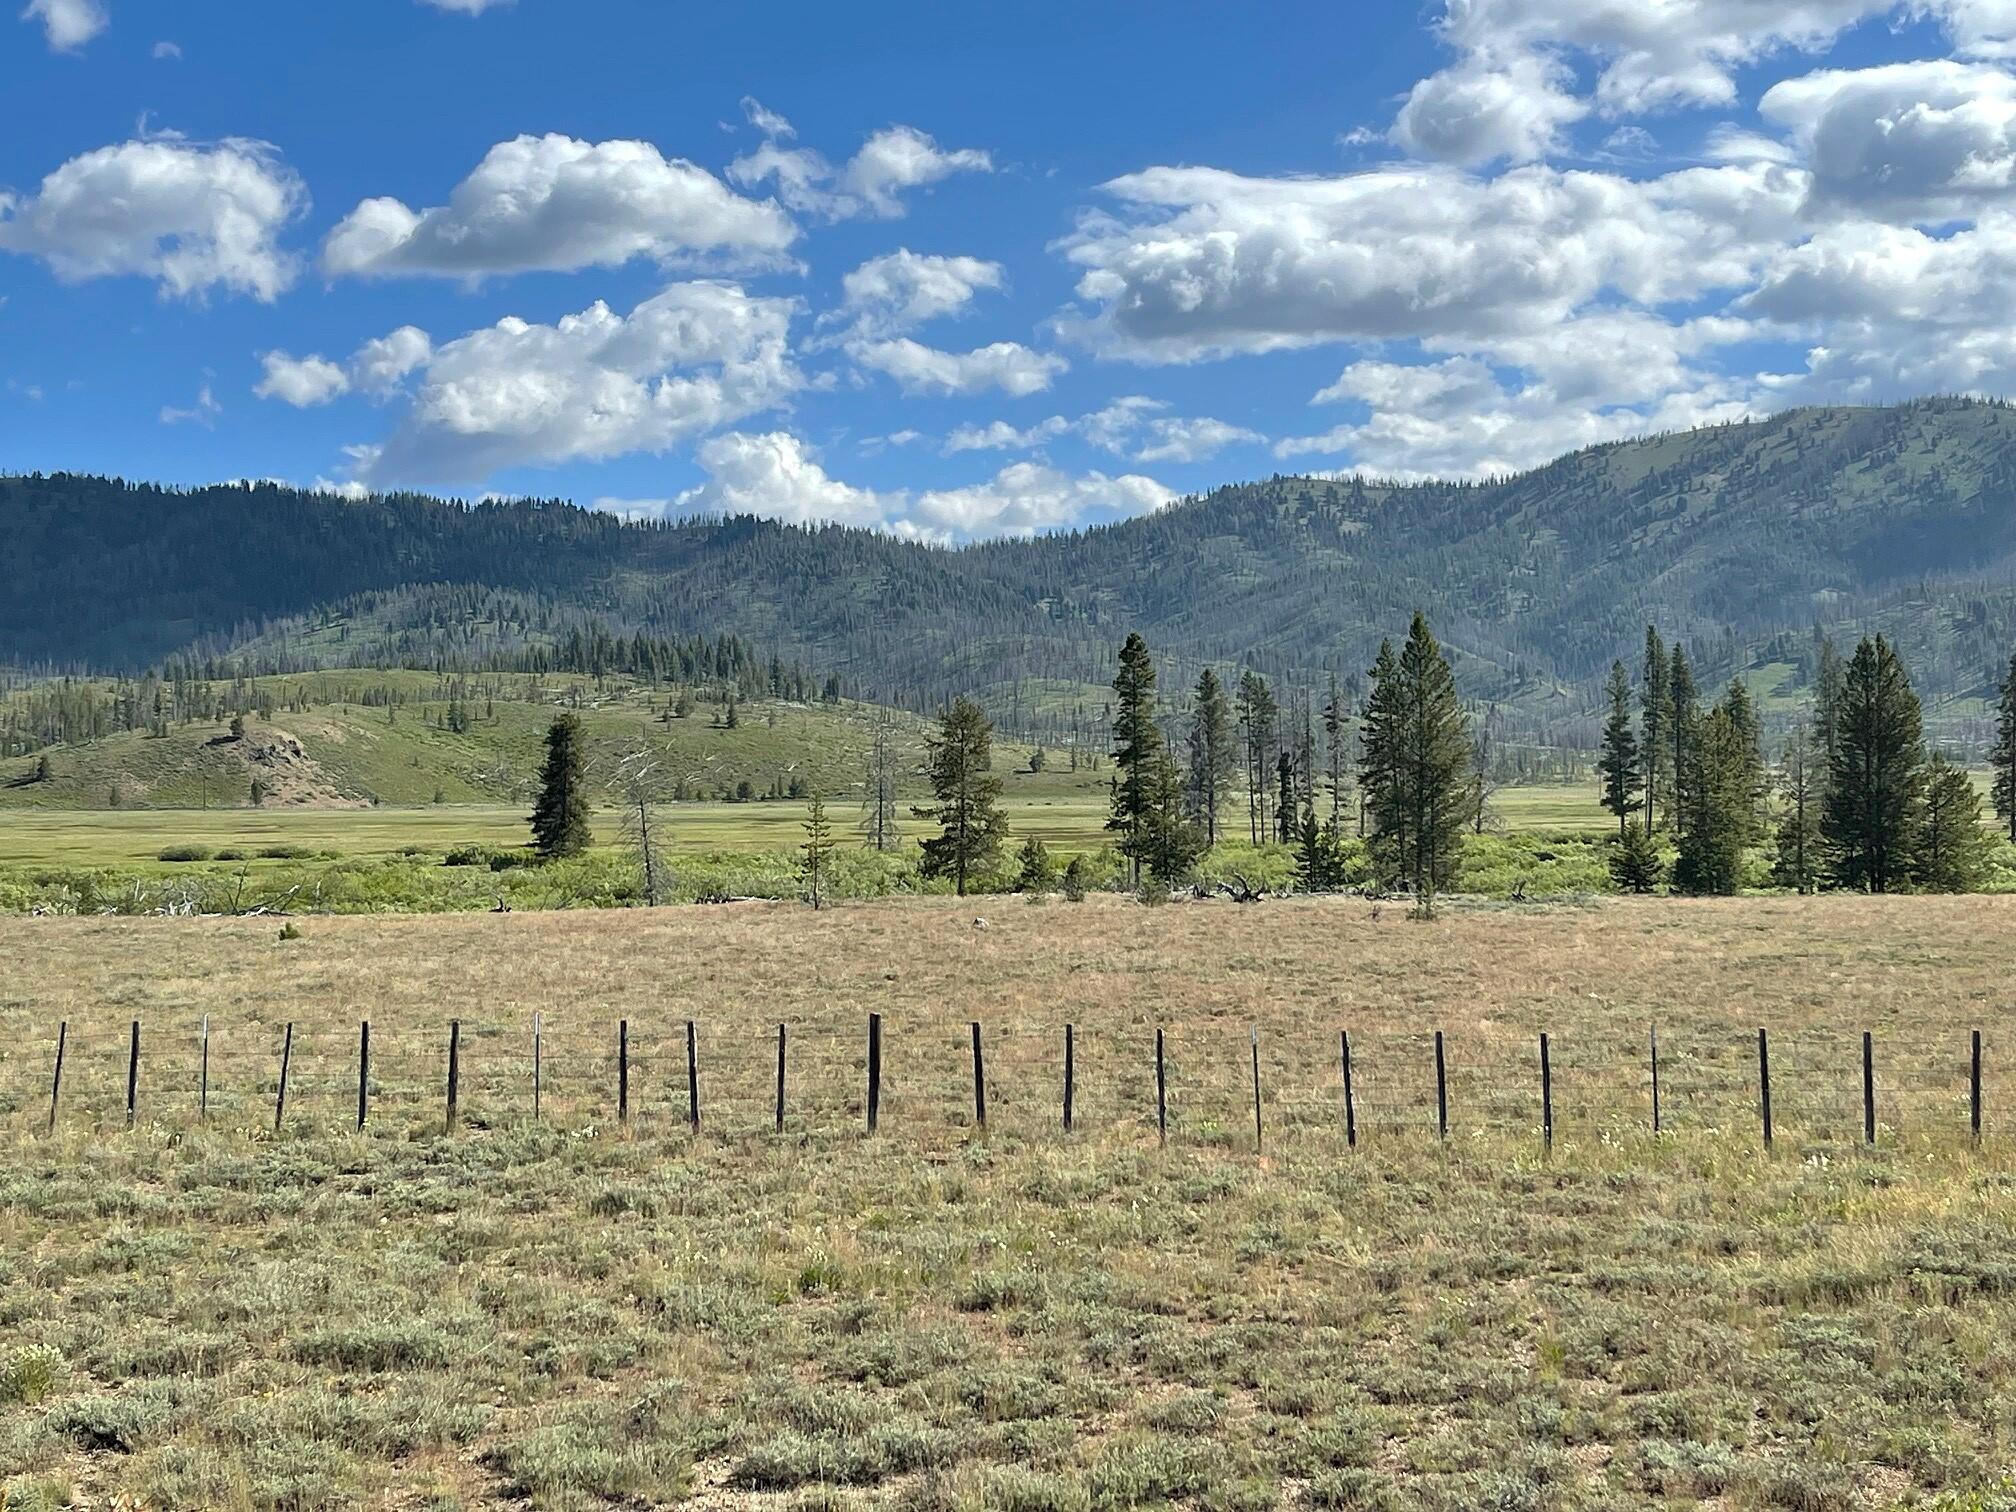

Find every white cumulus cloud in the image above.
[728,103,991,221]
[358,281,800,485]
[850,337,1066,397]
[255,326,434,408]
[0,136,305,301]
[833,248,1006,337]
[673,431,893,527]
[21,0,105,51]
[323,134,796,279]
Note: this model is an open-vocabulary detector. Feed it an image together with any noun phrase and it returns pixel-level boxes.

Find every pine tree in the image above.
[1773,722,1824,894]
[1672,701,1759,896]
[1322,674,1350,832]
[1358,639,1402,857]
[1609,821,1664,894]
[1363,613,1471,914]
[1668,645,1700,840]
[1913,751,1990,893]
[1641,627,1670,829]
[1992,652,2016,843]
[1185,666,1236,848]
[1015,836,1057,894]
[1235,670,1277,845]
[1107,633,1163,883]
[1823,635,1924,894]
[861,715,900,851]
[1596,660,1642,838]
[530,713,592,858]
[916,696,1009,897]
[1813,637,1846,767]
[1275,749,1297,845]
[800,793,834,910]
[1141,747,1205,885]
[617,751,670,905]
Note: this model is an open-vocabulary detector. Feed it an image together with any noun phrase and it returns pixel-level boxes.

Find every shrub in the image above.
[256,844,315,860]
[214,848,247,861]
[0,1343,61,1405]
[156,845,213,863]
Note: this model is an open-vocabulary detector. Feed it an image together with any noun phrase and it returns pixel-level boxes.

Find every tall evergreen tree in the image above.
[1596,660,1642,838]
[1108,633,1163,883]
[530,713,592,858]
[861,714,900,852]
[1641,627,1670,830]
[1823,635,1924,894]
[800,793,834,910]
[1913,751,1990,893]
[1992,651,2016,843]
[1813,637,1846,767]
[1363,613,1471,913]
[1358,639,1402,855]
[1668,645,1700,840]
[916,696,1009,897]
[1141,747,1205,885]
[1322,674,1350,832]
[1235,670,1277,845]
[1773,722,1825,895]
[1185,667,1236,848]
[1672,698,1760,896]
[1275,749,1297,845]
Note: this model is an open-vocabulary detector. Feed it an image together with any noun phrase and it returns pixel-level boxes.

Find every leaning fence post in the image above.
[1757,1028,1773,1151]
[1862,1030,1876,1146]
[357,1020,370,1132]
[1340,1029,1356,1149]
[126,1020,140,1130]
[199,1015,210,1123]
[686,1020,700,1134]
[1155,1027,1168,1147]
[1434,1030,1448,1140]
[1063,1024,1075,1133]
[446,1020,461,1133]
[273,1022,294,1133]
[970,1022,987,1130]
[1650,1026,1662,1134]
[47,1021,66,1135]
[618,1020,629,1127]
[1972,1029,1983,1147]
[1250,1025,1263,1153]
[866,1013,882,1134]
[1539,1033,1553,1154]
[775,1022,787,1133]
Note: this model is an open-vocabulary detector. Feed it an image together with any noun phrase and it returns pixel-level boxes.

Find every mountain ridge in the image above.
[8,397,2016,716]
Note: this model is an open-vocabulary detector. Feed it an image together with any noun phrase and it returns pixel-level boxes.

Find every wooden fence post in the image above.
[618,1020,629,1127]
[1434,1030,1448,1141]
[1650,1026,1662,1135]
[686,1020,700,1134]
[47,1021,66,1136]
[1862,1030,1876,1146]
[866,1013,882,1134]
[775,1023,787,1133]
[1539,1033,1553,1154]
[1972,1029,1983,1147]
[1757,1028,1773,1151]
[532,1012,542,1122]
[274,1023,294,1133]
[1155,1027,1167,1147]
[446,1020,461,1133]
[126,1020,140,1130]
[1250,1025,1263,1153]
[1340,1029,1356,1149]
[199,1016,210,1123]
[357,1020,369,1132]
[970,1022,987,1130]
[1063,1024,1075,1134]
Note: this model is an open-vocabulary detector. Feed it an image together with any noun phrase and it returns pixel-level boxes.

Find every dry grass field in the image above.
[3,895,2016,1510]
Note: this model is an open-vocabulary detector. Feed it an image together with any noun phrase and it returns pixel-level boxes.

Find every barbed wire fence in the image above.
[3,1012,2002,1151]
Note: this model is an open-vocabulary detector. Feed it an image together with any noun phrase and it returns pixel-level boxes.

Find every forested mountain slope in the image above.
[8,398,2016,706]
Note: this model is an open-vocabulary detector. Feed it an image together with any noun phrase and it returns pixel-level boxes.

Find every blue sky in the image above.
[2,0,2012,538]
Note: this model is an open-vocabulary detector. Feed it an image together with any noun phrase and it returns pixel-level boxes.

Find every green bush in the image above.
[156,845,213,863]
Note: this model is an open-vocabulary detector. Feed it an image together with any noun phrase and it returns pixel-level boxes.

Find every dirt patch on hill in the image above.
[229,728,366,808]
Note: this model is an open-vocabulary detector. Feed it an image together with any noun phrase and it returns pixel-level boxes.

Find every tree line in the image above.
[1598,629,2015,895]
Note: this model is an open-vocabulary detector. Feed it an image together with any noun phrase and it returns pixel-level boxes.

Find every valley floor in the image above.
[3,896,2013,1509]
